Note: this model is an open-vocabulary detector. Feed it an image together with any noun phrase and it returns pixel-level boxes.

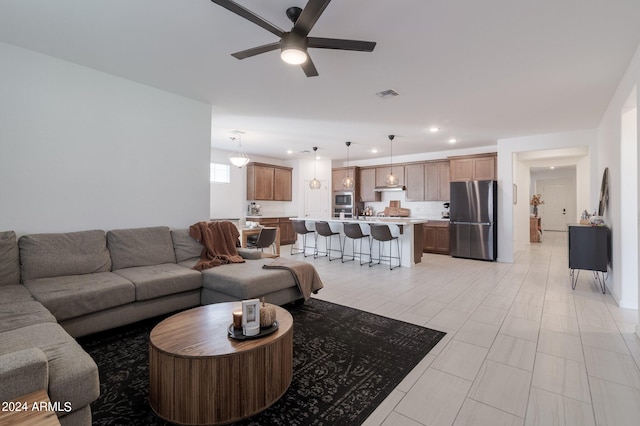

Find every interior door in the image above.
[304,180,329,217]
[540,179,575,231]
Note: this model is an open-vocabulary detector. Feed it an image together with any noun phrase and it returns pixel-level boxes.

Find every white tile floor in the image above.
[280,230,640,426]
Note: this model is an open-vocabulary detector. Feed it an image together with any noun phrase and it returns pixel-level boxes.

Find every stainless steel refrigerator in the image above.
[450,180,497,261]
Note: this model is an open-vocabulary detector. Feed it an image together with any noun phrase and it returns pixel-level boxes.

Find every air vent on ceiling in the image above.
[376,89,400,98]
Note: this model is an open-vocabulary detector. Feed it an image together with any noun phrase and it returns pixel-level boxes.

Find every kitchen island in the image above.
[289,217,428,267]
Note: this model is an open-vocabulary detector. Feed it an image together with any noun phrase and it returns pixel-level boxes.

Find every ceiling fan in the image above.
[210,0,376,77]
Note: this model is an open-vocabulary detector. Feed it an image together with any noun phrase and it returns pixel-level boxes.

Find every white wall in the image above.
[597,40,640,310]
[0,42,211,235]
[497,129,598,262]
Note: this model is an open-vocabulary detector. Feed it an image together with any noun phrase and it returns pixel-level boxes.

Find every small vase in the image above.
[533,205,538,217]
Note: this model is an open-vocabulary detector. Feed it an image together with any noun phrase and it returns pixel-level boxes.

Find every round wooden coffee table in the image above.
[149,302,293,425]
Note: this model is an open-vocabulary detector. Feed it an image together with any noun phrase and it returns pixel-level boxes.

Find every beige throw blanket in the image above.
[262,258,324,300]
[189,221,245,271]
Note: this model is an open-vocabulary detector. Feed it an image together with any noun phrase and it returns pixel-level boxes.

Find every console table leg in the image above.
[593,271,606,294]
[570,269,580,290]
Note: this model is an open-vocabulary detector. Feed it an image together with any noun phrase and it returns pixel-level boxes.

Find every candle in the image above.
[232,311,243,329]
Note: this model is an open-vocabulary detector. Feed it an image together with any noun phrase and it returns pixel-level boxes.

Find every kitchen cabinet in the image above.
[332,167,358,192]
[273,168,292,201]
[449,154,497,182]
[375,165,405,187]
[425,161,450,201]
[246,163,292,201]
[359,168,380,202]
[255,217,295,245]
[423,222,450,254]
[404,163,425,201]
[404,161,450,201]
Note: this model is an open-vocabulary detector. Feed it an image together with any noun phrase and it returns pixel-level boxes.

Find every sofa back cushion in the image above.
[170,229,204,263]
[19,230,111,281]
[0,231,20,286]
[107,226,176,270]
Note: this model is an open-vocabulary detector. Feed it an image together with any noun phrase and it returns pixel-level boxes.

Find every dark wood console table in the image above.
[568,224,610,294]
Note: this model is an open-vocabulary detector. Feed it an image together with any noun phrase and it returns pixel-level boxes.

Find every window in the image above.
[210,163,230,183]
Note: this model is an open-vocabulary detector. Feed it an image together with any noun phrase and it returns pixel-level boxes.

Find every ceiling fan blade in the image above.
[210,0,284,37]
[301,56,319,77]
[231,42,281,60]
[308,37,376,52]
[292,0,332,37]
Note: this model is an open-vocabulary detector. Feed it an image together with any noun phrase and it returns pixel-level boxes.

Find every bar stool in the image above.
[291,220,315,257]
[314,221,343,261]
[369,224,401,270]
[342,223,370,265]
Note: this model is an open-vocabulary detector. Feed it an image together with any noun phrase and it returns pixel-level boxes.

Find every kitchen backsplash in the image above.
[364,192,449,219]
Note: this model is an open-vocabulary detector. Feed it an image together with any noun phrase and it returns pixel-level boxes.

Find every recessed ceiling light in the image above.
[550,166,555,169]
[371,148,378,154]
[287,149,293,154]
[429,127,440,133]
[448,138,457,144]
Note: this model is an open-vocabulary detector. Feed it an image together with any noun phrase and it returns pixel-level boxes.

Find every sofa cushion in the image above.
[113,263,202,301]
[0,322,99,416]
[0,284,34,304]
[19,230,111,281]
[107,226,176,270]
[0,301,57,333]
[0,231,20,286]
[24,272,135,321]
[201,259,297,300]
[171,229,204,263]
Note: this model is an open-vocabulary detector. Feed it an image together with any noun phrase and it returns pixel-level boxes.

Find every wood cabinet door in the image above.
[253,166,274,200]
[405,164,425,201]
[423,226,437,251]
[424,162,439,201]
[473,156,496,181]
[436,226,450,253]
[375,165,405,187]
[273,168,292,201]
[279,219,294,244]
[359,168,378,202]
[438,161,450,201]
[449,159,474,182]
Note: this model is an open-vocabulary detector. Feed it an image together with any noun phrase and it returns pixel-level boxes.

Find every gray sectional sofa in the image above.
[0,225,316,426]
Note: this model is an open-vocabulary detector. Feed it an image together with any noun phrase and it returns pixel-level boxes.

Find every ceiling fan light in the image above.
[281,47,307,65]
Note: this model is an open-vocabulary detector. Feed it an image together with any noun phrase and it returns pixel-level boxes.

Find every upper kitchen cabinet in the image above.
[332,167,359,192]
[449,153,497,182]
[273,167,292,201]
[425,161,450,201]
[404,161,450,201]
[246,162,292,201]
[358,168,380,202]
[375,165,405,187]
[405,163,425,201]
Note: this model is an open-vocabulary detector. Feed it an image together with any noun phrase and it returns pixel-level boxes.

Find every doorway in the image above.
[303,180,329,217]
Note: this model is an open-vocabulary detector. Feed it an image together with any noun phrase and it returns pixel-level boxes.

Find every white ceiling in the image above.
[1,0,639,162]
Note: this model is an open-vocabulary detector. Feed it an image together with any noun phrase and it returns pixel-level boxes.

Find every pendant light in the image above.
[342,141,355,189]
[385,135,398,186]
[309,147,321,190]
[228,135,250,168]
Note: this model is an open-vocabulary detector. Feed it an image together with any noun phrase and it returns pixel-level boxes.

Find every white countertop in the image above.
[290,217,429,225]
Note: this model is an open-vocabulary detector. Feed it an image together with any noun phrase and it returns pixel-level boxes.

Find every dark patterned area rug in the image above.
[78,298,445,426]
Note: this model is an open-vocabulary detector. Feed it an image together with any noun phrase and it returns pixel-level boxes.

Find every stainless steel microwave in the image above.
[334,192,353,207]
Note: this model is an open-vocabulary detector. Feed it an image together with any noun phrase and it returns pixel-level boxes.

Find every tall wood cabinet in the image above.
[246,163,292,201]
[449,154,497,182]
